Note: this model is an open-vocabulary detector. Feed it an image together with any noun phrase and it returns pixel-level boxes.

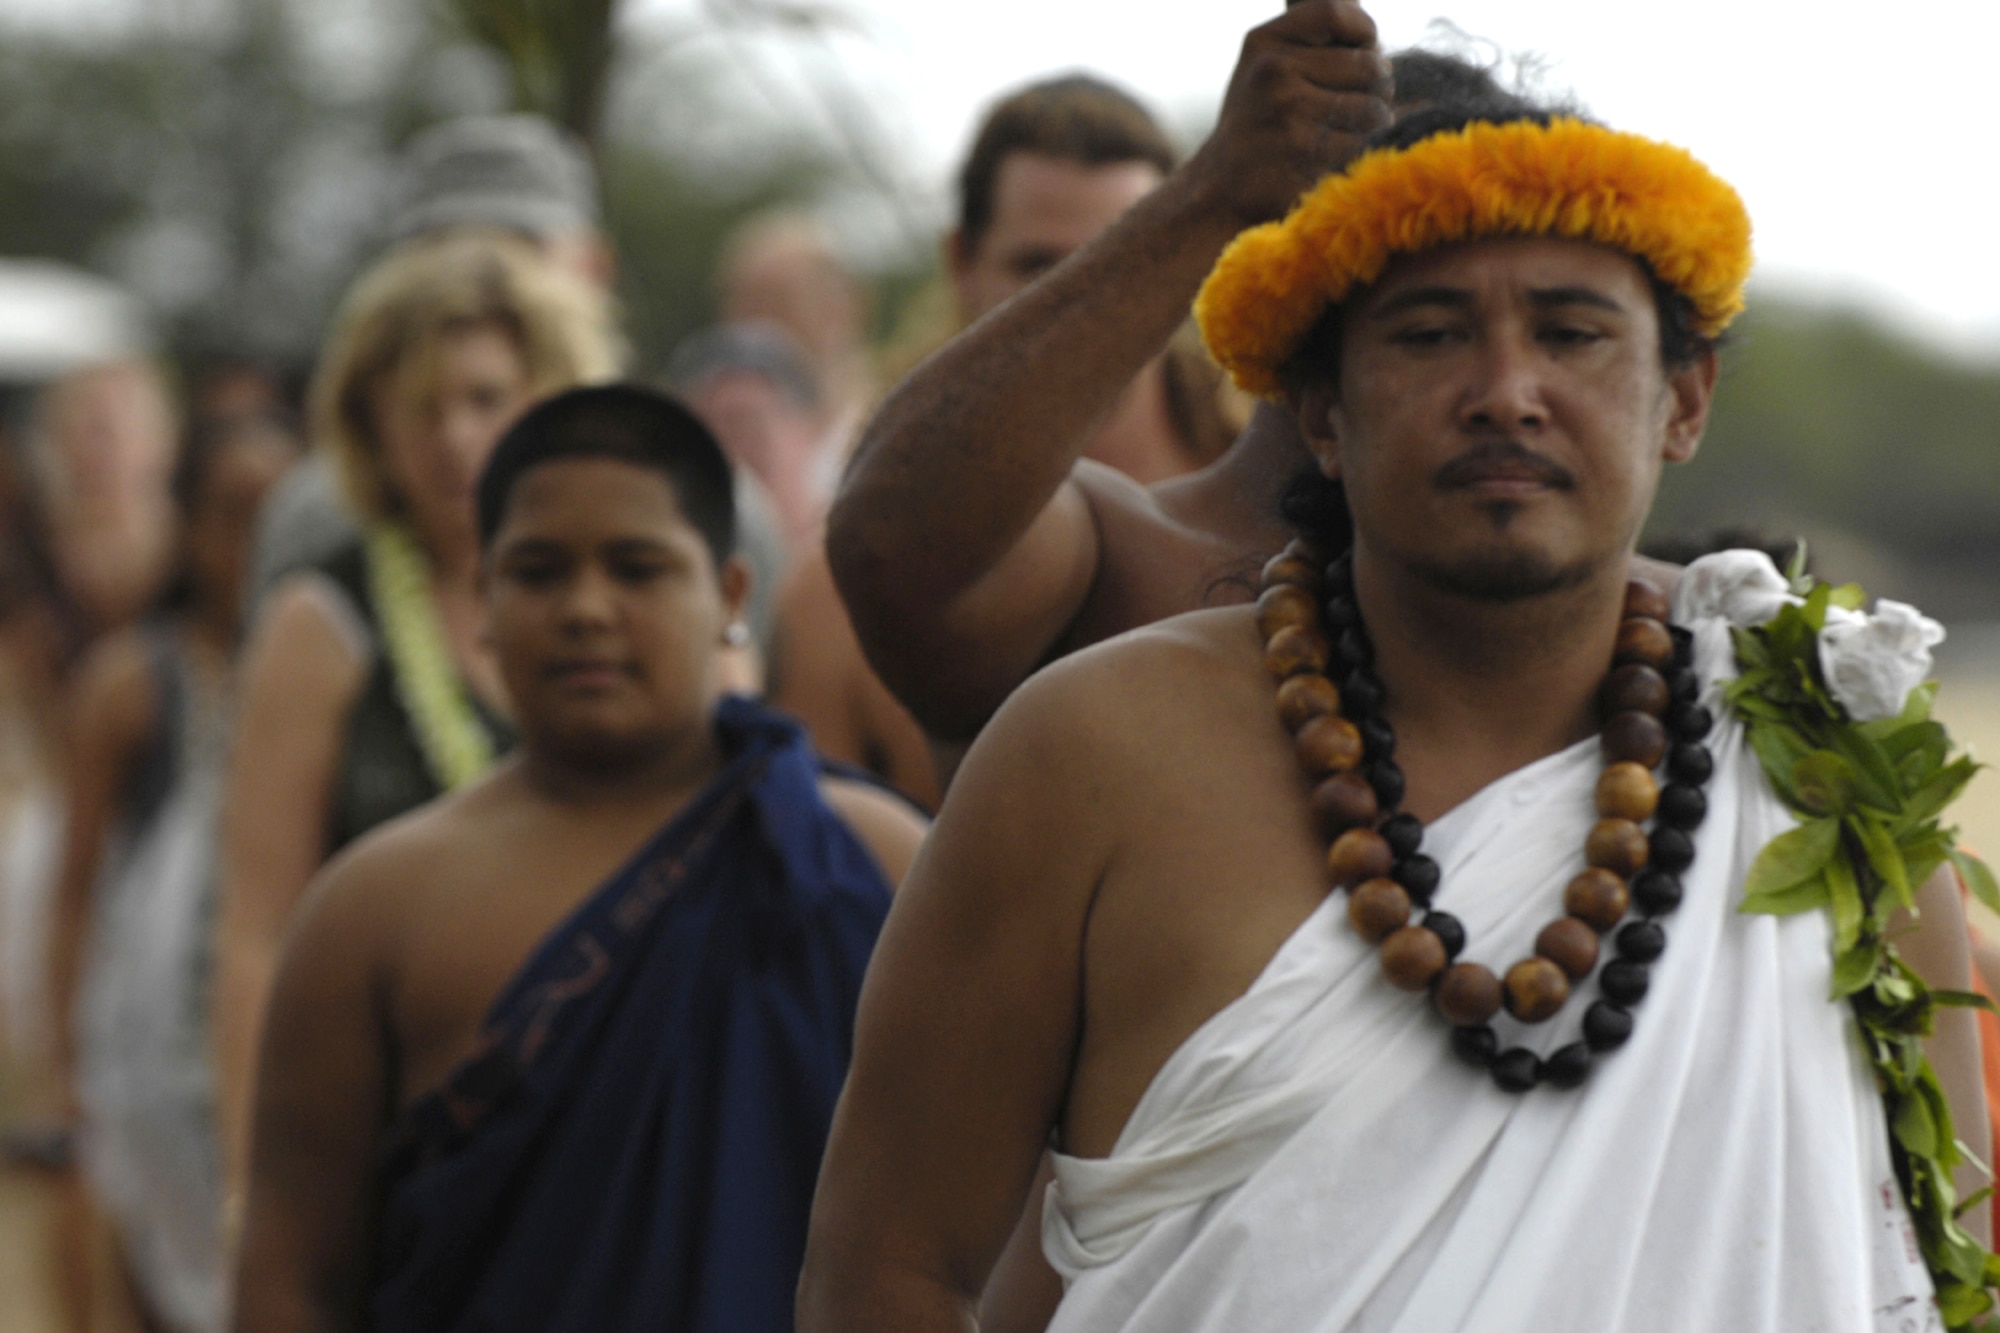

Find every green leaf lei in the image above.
[364,521,496,792]
[1728,568,2000,1327]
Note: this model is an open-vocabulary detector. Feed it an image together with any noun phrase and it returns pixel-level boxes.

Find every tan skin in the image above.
[771,153,1182,810]
[211,323,531,1204]
[797,238,1988,1331]
[814,13,1428,1318]
[771,551,941,811]
[232,459,926,1332]
[810,10,1374,1318]
[831,15,1692,767]
[949,154,1187,487]
[34,360,181,636]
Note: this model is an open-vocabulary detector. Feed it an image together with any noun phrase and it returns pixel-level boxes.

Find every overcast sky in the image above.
[628,0,2000,355]
[1,0,1990,353]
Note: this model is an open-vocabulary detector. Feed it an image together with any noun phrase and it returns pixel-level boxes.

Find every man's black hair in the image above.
[476,383,736,565]
[1387,49,1509,111]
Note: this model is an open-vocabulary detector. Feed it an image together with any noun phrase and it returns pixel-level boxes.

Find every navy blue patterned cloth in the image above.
[371,696,894,1332]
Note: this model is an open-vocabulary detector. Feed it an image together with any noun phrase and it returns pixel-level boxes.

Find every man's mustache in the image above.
[1433,441,1575,492]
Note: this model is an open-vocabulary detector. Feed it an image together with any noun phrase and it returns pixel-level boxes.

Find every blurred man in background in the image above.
[824,42,1510,784]
[717,209,877,464]
[772,73,1238,810]
[669,322,831,549]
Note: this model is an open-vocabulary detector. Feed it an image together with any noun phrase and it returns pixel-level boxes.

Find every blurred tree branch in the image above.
[442,0,620,146]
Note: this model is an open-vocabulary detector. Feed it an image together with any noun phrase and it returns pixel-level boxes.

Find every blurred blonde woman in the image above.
[211,233,623,1210]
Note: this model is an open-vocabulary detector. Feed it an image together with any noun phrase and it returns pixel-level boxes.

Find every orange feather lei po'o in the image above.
[1193,117,1753,397]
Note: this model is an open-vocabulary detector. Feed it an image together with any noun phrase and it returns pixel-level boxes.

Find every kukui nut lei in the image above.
[1258,542,1716,1092]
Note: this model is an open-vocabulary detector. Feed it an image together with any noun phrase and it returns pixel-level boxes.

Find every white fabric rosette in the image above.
[1670,550,1800,708]
[1668,549,1944,722]
[1671,548,1800,628]
[1816,599,1945,722]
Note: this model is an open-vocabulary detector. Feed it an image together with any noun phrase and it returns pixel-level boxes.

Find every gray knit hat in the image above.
[390,114,601,243]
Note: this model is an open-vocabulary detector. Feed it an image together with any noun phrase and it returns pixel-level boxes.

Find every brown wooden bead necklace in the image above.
[1259,542,1716,1093]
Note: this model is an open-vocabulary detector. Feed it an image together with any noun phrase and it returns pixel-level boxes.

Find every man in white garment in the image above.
[798,96,1989,1332]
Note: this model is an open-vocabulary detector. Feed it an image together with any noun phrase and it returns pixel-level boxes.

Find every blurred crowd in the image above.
[0,76,1241,1332]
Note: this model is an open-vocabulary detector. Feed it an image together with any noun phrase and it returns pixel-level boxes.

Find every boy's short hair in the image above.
[476,384,736,565]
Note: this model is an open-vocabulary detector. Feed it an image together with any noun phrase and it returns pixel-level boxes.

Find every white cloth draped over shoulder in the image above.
[1041,555,1941,1333]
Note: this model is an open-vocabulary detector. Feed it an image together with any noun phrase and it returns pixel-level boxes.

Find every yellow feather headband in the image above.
[1194,117,1752,397]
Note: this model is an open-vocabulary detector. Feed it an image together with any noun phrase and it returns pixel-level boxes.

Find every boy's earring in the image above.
[723,621,751,648]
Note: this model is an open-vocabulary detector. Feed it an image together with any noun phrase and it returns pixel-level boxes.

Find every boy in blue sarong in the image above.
[232,385,925,1332]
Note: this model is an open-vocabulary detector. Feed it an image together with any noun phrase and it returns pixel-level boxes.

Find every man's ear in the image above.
[1291,382,1345,481]
[1661,346,1719,465]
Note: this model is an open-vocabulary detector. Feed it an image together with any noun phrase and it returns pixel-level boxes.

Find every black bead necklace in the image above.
[1259,546,1718,1093]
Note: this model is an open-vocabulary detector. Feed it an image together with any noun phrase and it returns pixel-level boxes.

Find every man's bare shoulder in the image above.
[1066,462,1268,647]
[1056,602,1259,685]
[988,605,1264,764]
[1072,596,1256,668]
[1068,457,1162,514]
[1069,458,1207,551]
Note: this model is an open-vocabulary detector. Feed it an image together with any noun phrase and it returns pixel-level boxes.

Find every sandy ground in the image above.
[0,1165,69,1333]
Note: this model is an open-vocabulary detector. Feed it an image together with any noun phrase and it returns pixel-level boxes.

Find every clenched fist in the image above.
[1182,1,1393,231]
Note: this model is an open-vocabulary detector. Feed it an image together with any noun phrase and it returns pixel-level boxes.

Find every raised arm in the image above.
[230,851,396,1333]
[828,1,1389,740]
[212,579,366,1207]
[797,667,1117,1331]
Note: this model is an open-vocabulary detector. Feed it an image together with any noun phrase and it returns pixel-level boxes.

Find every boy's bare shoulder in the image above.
[290,770,523,939]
